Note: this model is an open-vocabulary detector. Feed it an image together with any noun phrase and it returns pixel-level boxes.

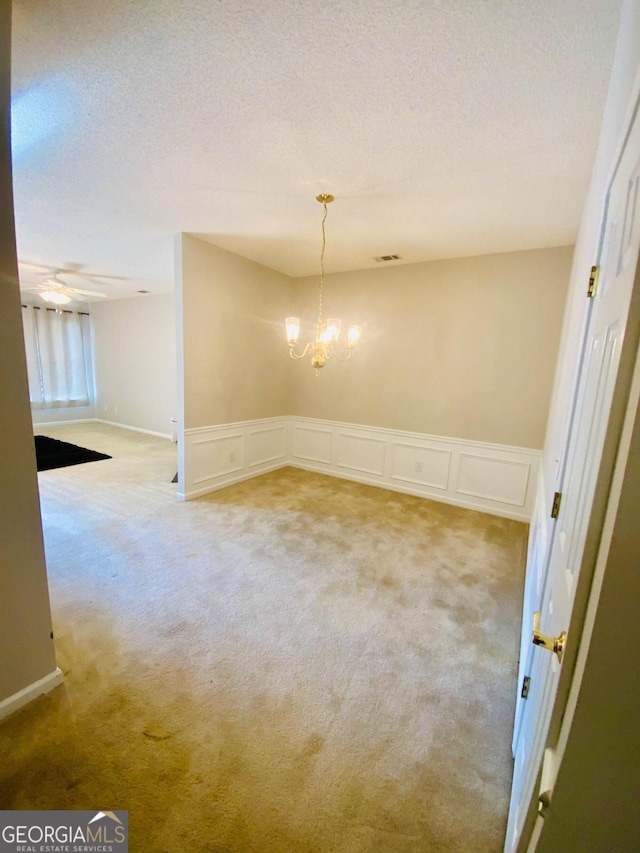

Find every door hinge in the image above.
[539,789,553,819]
[587,265,599,298]
[521,675,531,699]
[551,491,562,519]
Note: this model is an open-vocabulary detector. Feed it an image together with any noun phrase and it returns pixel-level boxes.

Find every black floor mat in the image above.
[34,435,112,472]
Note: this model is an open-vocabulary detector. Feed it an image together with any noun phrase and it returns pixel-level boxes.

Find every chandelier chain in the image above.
[317,201,328,326]
[285,192,360,373]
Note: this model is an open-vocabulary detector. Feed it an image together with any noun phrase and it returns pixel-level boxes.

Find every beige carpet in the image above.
[0,423,527,852]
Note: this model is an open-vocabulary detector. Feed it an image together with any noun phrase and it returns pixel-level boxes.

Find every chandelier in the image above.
[286,194,361,375]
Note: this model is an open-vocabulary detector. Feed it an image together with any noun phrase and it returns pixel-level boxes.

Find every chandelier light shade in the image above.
[286,194,361,375]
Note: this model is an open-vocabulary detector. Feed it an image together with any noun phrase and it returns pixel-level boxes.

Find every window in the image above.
[21,305,93,409]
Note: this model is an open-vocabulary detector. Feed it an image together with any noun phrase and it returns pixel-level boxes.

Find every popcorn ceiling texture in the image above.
[0,424,527,851]
[11,0,620,294]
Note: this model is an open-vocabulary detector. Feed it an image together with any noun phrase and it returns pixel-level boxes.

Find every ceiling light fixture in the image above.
[286,194,361,375]
[40,288,72,305]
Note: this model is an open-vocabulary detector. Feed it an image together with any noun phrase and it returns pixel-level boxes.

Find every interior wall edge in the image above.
[0,0,58,704]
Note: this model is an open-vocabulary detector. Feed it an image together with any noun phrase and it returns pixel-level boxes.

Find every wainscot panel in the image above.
[180,416,540,520]
[179,417,289,500]
[292,424,332,465]
[247,424,287,468]
[289,418,540,521]
[336,430,387,477]
[391,442,451,491]
[456,452,530,507]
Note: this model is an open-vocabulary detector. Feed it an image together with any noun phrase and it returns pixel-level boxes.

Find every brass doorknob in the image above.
[532,611,566,662]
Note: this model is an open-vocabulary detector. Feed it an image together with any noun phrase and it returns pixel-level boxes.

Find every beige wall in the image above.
[292,247,572,448]
[179,234,293,429]
[91,293,177,436]
[0,0,57,702]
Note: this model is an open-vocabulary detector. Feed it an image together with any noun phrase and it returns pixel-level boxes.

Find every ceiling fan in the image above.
[21,274,108,305]
[19,261,126,305]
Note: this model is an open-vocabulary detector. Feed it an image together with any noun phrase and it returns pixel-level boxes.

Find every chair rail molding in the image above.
[180,416,540,520]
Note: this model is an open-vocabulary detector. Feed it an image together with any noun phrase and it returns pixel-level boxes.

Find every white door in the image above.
[505,90,640,852]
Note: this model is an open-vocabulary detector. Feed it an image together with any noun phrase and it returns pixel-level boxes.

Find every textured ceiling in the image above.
[11,0,621,298]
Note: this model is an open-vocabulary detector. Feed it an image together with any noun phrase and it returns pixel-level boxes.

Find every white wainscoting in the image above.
[289,418,539,521]
[180,416,540,520]
[179,417,289,500]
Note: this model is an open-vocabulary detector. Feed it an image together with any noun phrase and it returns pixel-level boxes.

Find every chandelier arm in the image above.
[333,349,355,362]
[288,342,314,360]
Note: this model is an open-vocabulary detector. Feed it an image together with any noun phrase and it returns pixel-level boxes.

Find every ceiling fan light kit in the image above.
[40,288,72,305]
[20,268,110,306]
[286,194,361,376]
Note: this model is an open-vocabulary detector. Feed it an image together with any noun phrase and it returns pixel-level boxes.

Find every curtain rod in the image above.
[21,305,90,315]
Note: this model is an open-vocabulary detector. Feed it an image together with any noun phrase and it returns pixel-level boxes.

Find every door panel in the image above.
[512,491,547,757]
[505,95,640,852]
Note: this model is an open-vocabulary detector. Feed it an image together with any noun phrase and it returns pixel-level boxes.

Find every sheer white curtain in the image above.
[21,305,92,408]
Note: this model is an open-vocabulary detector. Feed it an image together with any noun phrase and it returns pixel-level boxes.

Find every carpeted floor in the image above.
[0,423,527,852]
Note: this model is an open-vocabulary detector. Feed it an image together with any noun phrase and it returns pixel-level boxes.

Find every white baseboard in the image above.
[35,417,173,440]
[0,668,64,721]
[95,419,172,440]
[34,418,97,428]
[177,460,287,500]
[182,416,540,521]
[289,460,528,520]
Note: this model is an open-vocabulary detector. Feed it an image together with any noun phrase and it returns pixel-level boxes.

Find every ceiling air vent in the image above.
[373,254,402,262]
